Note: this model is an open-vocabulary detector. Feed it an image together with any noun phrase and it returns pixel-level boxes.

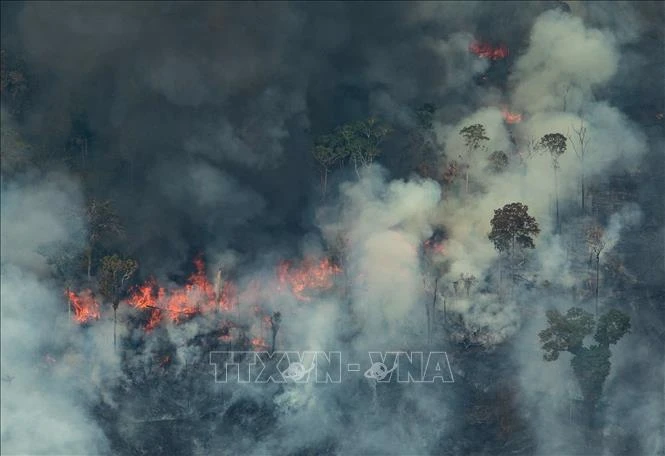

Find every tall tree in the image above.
[459,124,489,194]
[312,133,347,197]
[488,202,540,255]
[539,307,630,428]
[411,103,439,178]
[488,203,540,289]
[538,133,567,232]
[98,254,138,348]
[38,241,84,318]
[340,118,392,177]
[570,120,591,213]
[586,224,606,318]
[84,199,124,279]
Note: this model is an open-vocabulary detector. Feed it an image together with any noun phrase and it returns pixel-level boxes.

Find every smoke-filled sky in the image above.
[1,1,663,455]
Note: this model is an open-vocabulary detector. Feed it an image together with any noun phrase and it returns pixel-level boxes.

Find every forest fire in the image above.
[127,256,237,329]
[277,257,342,301]
[469,41,509,60]
[66,289,101,324]
[501,107,523,124]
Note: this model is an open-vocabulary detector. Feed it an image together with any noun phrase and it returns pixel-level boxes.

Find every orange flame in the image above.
[501,107,523,124]
[277,257,342,301]
[251,337,268,351]
[65,289,101,324]
[145,308,163,332]
[469,41,509,60]
[424,239,446,255]
[127,255,237,329]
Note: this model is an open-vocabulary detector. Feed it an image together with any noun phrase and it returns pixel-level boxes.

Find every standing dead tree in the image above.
[586,225,606,319]
[99,254,138,349]
[569,120,591,214]
[269,312,282,355]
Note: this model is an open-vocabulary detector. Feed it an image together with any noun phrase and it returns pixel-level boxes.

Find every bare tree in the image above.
[99,254,138,348]
[569,120,591,214]
[461,273,477,297]
[586,225,606,319]
[269,312,282,355]
[312,134,346,197]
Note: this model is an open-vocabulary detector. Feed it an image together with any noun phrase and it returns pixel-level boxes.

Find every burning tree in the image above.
[488,203,540,288]
[98,254,138,348]
[66,289,101,324]
[459,124,489,194]
[538,133,567,232]
[539,307,630,427]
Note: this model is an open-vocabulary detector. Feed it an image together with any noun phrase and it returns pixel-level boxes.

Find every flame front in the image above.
[469,41,509,60]
[66,289,101,324]
[127,256,237,329]
[277,257,342,301]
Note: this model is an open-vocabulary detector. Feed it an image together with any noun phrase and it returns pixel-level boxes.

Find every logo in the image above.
[210,351,454,384]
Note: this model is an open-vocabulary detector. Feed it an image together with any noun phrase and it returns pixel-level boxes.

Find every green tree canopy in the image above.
[539,307,595,361]
[488,202,540,253]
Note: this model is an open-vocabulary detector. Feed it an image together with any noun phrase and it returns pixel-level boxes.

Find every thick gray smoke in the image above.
[0,137,119,454]
[1,1,663,455]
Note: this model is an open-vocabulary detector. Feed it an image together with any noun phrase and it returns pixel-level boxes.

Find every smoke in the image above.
[1,1,663,455]
[1,162,118,454]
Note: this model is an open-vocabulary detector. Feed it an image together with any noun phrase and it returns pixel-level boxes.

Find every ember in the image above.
[469,41,509,60]
[251,337,269,351]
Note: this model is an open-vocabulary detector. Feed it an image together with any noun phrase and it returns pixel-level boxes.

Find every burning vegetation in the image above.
[469,41,509,60]
[65,255,342,349]
[65,289,101,324]
[277,257,342,301]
